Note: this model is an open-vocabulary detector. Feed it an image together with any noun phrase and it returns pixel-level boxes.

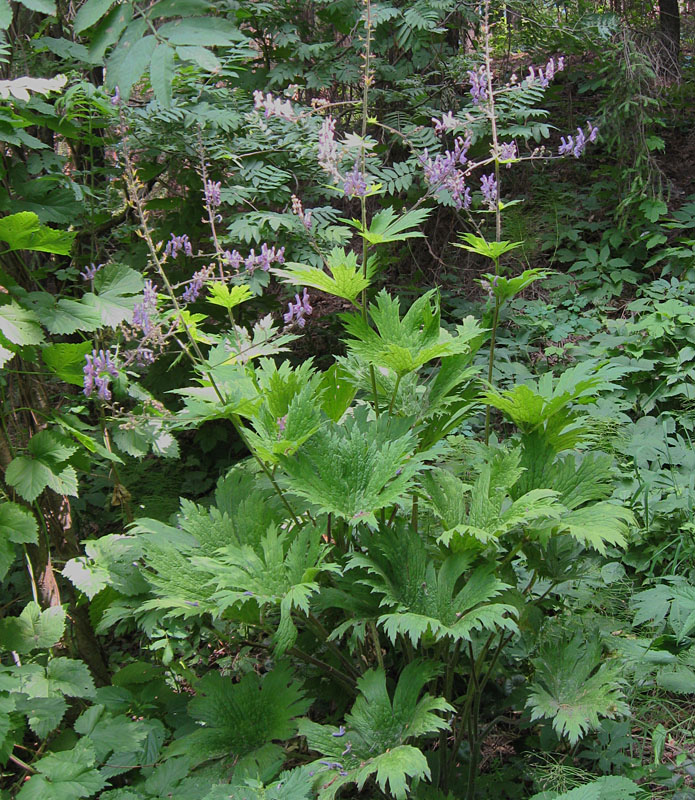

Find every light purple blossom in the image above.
[283,288,313,328]
[318,116,340,181]
[332,726,346,737]
[240,244,285,274]
[83,349,119,402]
[498,141,517,166]
[80,263,102,282]
[480,173,498,208]
[527,56,565,88]
[558,122,597,158]
[182,267,210,303]
[204,180,221,209]
[132,279,157,334]
[291,195,313,230]
[343,162,368,197]
[224,249,243,270]
[253,90,296,121]
[110,86,120,106]
[432,111,457,135]
[164,233,193,259]
[419,135,472,210]
[468,66,489,106]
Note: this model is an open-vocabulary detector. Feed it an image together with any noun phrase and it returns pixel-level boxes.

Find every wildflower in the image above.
[204,180,221,209]
[253,90,296,120]
[432,111,457,135]
[182,266,212,303]
[343,162,368,197]
[558,122,597,158]
[468,66,489,106]
[110,86,120,106]
[283,288,313,328]
[80,263,102,282]
[224,249,243,270]
[83,349,119,402]
[480,173,498,208]
[291,195,312,230]
[318,116,340,181]
[132,279,157,334]
[498,141,517,166]
[332,726,346,737]
[164,233,193,259]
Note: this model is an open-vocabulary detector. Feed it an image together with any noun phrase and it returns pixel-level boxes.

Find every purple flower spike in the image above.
[468,66,489,106]
[332,726,346,737]
[283,288,313,328]
[204,180,222,209]
[164,233,193,259]
[480,173,498,208]
[80,263,102,282]
[499,141,517,166]
[111,86,120,106]
[133,279,157,334]
[318,116,340,181]
[83,349,119,402]
[343,162,368,197]
[432,111,457,135]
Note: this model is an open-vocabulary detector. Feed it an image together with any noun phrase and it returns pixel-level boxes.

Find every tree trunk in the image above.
[659,0,680,71]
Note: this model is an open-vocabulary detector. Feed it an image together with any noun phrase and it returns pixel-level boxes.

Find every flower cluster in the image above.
[318,116,341,181]
[164,233,193,259]
[527,56,565,88]
[204,180,221,209]
[80,262,103,282]
[432,111,457,135]
[498,141,518,166]
[253,90,296,121]
[83,349,119,402]
[558,121,599,158]
[133,279,157,334]
[291,195,313,230]
[223,243,285,274]
[283,288,313,328]
[343,162,368,197]
[419,135,472,210]
[468,66,489,106]
[182,265,214,304]
[480,173,498,209]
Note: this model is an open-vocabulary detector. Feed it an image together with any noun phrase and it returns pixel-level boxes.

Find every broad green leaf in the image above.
[150,43,174,108]
[16,695,67,738]
[0,602,66,653]
[0,301,44,346]
[158,16,244,46]
[88,3,132,61]
[0,0,11,29]
[16,0,55,15]
[0,212,74,254]
[86,262,144,327]
[207,282,253,310]
[455,232,522,261]
[529,776,640,800]
[41,342,92,386]
[46,657,96,698]
[73,0,114,33]
[17,740,105,800]
[5,456,55,502]
[105,33,156,98]
[274,247,370,305]
[149,0,211,16]
[175,45,220,71]
[74,706,148,760]
[347,206,432,245]
[37,296,103,335]
[0,502,38,545]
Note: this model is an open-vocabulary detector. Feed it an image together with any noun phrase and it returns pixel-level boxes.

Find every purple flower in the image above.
[283,288,313,328]
[480,173,498,208]
[432,111,457,135]
[468,66,489,106]
[343,162,368,197]
[291,195,313,230]
[332,726,346,737]
[527,56,565,88]
[238,244,285,274]
[132,279,157,334]
[110,86,120,106]
[587,121,599,143]
[498,141,517,166]
[225,249,243,270]
[558,122,596,158]
[419,135,472,210]
[182,268,208,303]
[253,90,296,120]
[318,116,340,181]
[164,233,193,259]
[83,349,119,402]
[80,263,102,282]
[204,180,221,209]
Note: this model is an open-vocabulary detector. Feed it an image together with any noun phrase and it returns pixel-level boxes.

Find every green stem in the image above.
[388,373,401,415]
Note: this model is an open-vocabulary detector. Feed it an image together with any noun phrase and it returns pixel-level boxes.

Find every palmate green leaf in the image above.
[300,662,450,800]
[273,247,371,304]
[17,740,105,800]
[207,282,253,310]
[526,631,628,745]
[549,503,633,554]
[529,776,641,800]
[85,262,144,327]
[343,289,481,376]
[0,212,73,254]
[200,524,338,653]
[182,664,310,763]
[481,268,550,305]
[351,206,432,245]
[350,524,517,646]
[279,407,425,526]
[0,602,65,653]
[455,232,522,262]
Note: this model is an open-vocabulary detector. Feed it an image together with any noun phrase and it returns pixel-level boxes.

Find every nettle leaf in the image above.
[0,502,38,545]
[343,289,480,376]
[0,212,74,254]
[74,705,148,761]
[299,662,451,800]
[0,602,65,653]
[17,739,105,800]
[64,534,148,600]
[16,695,67,738]
[180,663,310,764]
[350,524,517,646]
[526,630,628,745]
[273,247,371,304]
[41,342,93,386]
[279,407,426,526]
[0,300,44,346]
[45,657,96,698]
[5,430,78,502]
[84,262,144,327]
